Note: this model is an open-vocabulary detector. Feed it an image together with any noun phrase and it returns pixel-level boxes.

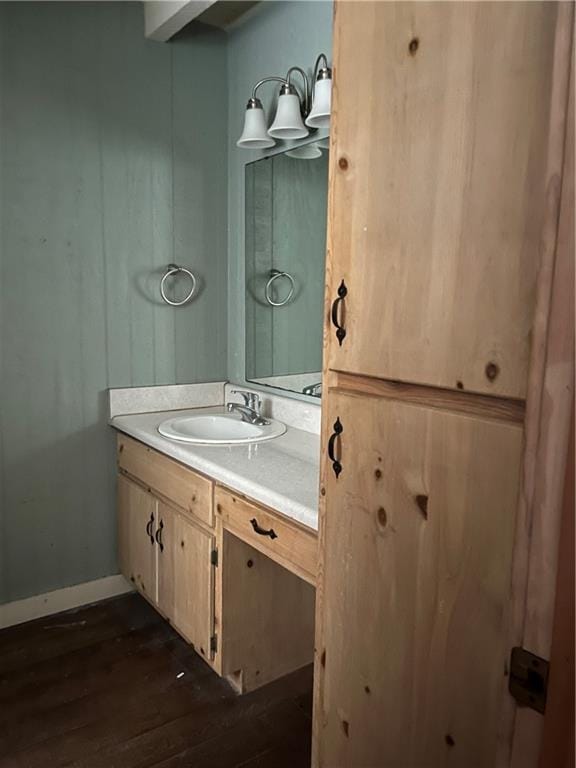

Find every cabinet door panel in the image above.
[117,475,157,602]
[326,2,559,397]
[317,393,523,767]
[157,503,214,662]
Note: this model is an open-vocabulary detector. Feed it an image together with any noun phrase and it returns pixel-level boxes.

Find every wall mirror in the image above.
[244,139,328,398]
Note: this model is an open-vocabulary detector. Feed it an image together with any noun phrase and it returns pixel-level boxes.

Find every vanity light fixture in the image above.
[305,54,332,129]
[237,87,280,149]
[236,53,331,149]
[268,67,309,140]
[285,143,323,160]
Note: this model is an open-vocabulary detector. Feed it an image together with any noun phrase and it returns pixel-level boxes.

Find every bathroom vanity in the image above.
[111,392,319,693]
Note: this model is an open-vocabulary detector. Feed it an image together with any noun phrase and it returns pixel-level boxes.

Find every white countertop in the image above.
[110,407,320,531]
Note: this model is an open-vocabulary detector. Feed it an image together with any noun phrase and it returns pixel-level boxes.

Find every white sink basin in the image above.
[157,411,286,445]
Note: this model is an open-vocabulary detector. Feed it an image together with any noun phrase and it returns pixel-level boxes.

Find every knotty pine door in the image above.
[314,2,573,767]
[156,502,215,663]
[316,393,523,767]
[324,2,560,398]
[117,475,157,603]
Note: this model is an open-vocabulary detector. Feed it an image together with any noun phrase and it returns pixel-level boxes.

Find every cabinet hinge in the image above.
[210,548,218,567]
[210,633,218,654]
[509,646,549,714]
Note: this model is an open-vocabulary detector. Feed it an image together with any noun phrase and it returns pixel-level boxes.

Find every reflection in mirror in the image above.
[245,140,328,398]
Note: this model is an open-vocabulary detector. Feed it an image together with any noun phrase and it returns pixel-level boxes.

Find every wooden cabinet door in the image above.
[117,474,157,602]
[325,2,561,398]
[157,503,215,662]
[315,392,523,767]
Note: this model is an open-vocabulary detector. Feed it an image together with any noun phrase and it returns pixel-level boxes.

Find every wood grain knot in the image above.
[377,507,387,528]
[456,381,464,390]
[485,362,500,381]
[320,486,326,497]
[415,494,428,520]
[320,650,326,668]
[364,685,371,694]
[118,444,124,453]
[341,720,350,738]
[181,541,185,548]
[247,559,254,568]
[338,156,349,170]
[445,734,455,747]
[374,469,382,480]
[408,37,419,55]
[216,503,222,513]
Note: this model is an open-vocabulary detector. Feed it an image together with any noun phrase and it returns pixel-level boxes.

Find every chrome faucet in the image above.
[227,390,270,426]
[302,381,322,397]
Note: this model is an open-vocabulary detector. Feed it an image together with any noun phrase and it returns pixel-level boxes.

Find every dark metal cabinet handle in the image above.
[328,417,343,478]
[331,280,347,346]
[146,513,155,544]
[250,518,278,539]
[155,519,164,552]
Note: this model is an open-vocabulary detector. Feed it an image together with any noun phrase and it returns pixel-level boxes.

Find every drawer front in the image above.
[118,435,213,527]
[215,487,317,584]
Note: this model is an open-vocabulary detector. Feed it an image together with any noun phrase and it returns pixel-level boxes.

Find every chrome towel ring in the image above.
[160,264,197,307]
[265,269,295,307]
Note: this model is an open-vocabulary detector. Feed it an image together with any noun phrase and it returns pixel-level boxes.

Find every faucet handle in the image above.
[231,389,261,413]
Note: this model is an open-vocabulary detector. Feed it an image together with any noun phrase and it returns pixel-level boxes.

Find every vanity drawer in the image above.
[215,487,317,585]
[117,435,213,527]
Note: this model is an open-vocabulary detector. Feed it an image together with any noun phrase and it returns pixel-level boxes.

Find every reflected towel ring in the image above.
[160,264,197,306]
[265,269,295,307]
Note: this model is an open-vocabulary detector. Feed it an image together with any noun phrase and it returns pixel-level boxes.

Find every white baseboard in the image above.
[0,574,134,630]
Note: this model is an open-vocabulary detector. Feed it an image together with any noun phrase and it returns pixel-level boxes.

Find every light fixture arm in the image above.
[312,53,332,82]
[251,76,288,101]
[285,66,310,115]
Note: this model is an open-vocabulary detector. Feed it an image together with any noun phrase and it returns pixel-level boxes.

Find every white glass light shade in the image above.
[305,77,331,129]
[237,105,275,149]
[285,143,322,160]
[268,93,309,140]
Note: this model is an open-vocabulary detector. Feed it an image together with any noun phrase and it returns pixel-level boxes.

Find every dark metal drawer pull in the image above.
[146,513,155,544]
[328,417,343,478]
[155,519,164,552]
[250,518,278,539]
[330,280,347,346]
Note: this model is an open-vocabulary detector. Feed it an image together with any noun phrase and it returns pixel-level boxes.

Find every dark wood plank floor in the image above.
[0,593,313,768]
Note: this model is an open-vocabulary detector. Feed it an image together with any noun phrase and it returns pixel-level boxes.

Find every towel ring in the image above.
[265,269,295,307]
[160,264,197,307]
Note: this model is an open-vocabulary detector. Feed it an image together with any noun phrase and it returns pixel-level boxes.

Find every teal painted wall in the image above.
[227,1,333,385]
[0,0,332,605]
[0,3,228,604]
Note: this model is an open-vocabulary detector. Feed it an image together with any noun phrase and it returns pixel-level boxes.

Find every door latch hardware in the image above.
[250,518,278,539]
[509,646,549,714]
[210,634,218,654]
[155,518,164,552]
[331,280,347,346]
[328,417,343,478]
[145,513,155,544]
[210,548,218,567]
